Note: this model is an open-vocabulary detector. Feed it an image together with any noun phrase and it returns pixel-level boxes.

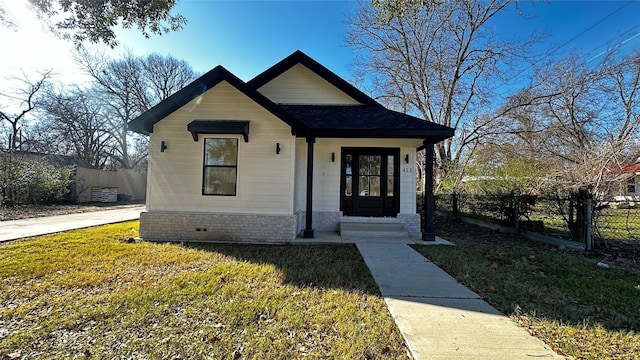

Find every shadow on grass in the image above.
[183,243,382,296]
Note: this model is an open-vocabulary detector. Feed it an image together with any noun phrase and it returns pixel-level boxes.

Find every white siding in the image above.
[293,138,423,214]
[147,81,295,215]
[257,64,362,105]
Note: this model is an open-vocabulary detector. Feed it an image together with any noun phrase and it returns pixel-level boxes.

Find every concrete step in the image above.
[340,222,409,239]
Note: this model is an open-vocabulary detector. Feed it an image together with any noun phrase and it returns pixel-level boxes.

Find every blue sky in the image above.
[2,0,640,86]
[110,0,640,82]
[112,0,360,80]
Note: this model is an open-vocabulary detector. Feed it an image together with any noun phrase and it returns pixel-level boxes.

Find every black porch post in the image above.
[303,136,315,238]
[422,141,435,241]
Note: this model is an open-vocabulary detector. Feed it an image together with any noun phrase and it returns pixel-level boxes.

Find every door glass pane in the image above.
[345,175,352,196]
[387,155,394,175]
[370,176,380,196]
[359,176,369,196]
[345,154,352,175]
[359,155,369,175]
[371,155,381,175]
[387,176,394,196]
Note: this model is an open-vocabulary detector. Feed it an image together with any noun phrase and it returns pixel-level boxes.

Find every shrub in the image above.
[0,153,74,206]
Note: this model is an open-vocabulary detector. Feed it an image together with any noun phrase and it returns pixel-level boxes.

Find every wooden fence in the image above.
[74,168,146,202]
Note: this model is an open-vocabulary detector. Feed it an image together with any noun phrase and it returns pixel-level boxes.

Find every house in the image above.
[608,163,640,203]
[128,50,454,243]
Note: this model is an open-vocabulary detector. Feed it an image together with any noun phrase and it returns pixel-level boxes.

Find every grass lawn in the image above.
[413,216,640,360]
[0,222,409,359]
[594,208,640,244]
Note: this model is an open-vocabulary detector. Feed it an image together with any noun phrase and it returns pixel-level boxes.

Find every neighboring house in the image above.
[609,163,640,202]
[6,150,97,171]
[128,50,454,243]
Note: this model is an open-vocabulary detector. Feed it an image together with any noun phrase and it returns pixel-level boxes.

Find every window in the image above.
[627,176,636,194]
[203,138,238,196]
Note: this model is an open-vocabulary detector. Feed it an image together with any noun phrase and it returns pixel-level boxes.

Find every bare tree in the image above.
[483,50,640,194]
[75,49,198,169]
[142,53,199,103]
[0,71,51,151]
[347,0,541,171]
[32,86,114,168]
[598,50,640,157]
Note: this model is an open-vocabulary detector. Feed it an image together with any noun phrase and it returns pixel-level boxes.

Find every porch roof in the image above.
[281,105,454,142]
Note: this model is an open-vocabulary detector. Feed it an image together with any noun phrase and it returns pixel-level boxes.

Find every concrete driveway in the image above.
[0,205,145,242]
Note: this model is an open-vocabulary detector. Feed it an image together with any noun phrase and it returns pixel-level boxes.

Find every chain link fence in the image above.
[593,201,640,248]
[433,192,640,253]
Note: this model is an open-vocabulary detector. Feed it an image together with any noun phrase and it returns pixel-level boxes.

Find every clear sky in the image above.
[1,0,640,88]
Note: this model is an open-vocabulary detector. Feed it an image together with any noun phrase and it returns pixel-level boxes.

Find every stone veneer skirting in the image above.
[140,211,297,243]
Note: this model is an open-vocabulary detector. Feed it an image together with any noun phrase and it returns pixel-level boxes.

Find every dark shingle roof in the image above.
[281,105,454,141]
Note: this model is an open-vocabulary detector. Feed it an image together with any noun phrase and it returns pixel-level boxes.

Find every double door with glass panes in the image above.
[340,148,400,217]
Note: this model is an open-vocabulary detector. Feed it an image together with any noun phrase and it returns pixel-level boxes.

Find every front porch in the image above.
[290,221,453,245]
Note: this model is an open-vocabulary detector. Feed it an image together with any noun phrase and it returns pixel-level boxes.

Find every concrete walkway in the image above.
[0,205,145,242]
[357,240,563,359]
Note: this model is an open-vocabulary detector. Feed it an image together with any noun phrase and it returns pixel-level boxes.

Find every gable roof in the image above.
[128,65,304,135]
[127,50,455,143]
[247,50,381,107]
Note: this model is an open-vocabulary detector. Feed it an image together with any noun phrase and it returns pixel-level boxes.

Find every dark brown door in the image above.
[341,148,399,217]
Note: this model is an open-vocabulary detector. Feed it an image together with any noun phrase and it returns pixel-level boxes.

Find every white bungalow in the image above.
[128,51,454,243]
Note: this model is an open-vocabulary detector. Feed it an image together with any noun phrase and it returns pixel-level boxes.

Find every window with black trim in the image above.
[203,138,238,196]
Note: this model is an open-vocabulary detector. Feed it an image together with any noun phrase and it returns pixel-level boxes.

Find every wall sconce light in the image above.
[405,154,409,163]
[331,152,335,162]
[160,141,168,152]
[276,142,281,155]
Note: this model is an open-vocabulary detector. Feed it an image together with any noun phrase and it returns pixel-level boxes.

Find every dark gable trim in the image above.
[247,50,382,108]
[187,120,250,142]
[128,66,305,136]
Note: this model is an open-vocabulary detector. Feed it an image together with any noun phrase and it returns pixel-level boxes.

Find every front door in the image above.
[341,148,400,217]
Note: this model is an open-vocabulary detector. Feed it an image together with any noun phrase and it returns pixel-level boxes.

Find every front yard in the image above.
[414,216,640,360]
[0,222,408,359]
[4,217,640,359]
